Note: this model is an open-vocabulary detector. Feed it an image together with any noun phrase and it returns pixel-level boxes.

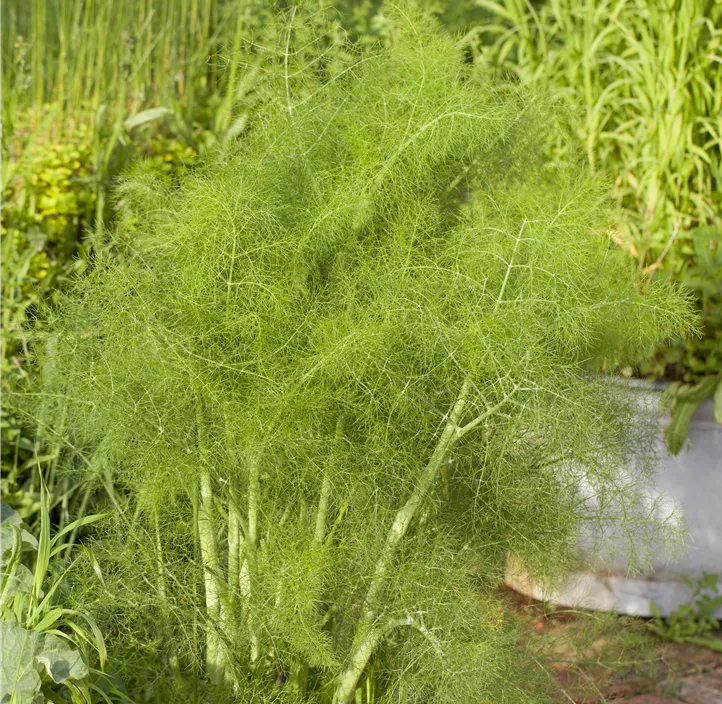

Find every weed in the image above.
[1,484,125,702]
[649,572,722,651]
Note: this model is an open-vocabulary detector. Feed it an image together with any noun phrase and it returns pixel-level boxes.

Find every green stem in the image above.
[247,452,259,551]
[228,486,241,599]
[243,451,260,663]
[154,509,181,679]
[334,379,520,703]
[362,379,471,622]
[314,473,332,545]
[194,387,226,684]
[314,417,344,545]
[198,465,224,685]
[335,617,444,704]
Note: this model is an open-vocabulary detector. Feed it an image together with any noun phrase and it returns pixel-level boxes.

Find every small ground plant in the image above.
[0,487,121,703]
[649,572,722,652]
[40,5,693,702]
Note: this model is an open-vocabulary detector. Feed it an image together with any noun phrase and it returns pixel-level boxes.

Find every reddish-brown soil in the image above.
[502,587,722,703]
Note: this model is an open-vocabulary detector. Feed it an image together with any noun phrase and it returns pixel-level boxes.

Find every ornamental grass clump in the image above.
[42,5,693,702]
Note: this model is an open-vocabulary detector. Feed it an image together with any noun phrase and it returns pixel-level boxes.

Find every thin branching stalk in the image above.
[337,378,526,701]
[247,452,259,553]
[336,380,471,702]
[360,379,471,623]
[337,614,444,704]
[197,464,224,685]
[154,509,181,679]
[194,391,227,683]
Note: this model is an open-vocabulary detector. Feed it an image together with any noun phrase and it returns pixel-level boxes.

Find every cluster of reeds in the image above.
[470,0,721,266]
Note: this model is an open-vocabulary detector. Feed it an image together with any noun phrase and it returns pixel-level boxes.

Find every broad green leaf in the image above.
[63,611,107,668]
[664,375,719,454]
[43,689,66,704]
[1,502,38,555]
[675,375,718,403]
[123,107,172,131]
[33,565,73,620]
[475,0,515,22]
[0,621,42,704]
[1,525,23,571]
[0,622,89,703]
[0,563,34,607]
[51,513,107,548]
[33,632,88,685]
[664,399,698,455]
[32,607,64,633]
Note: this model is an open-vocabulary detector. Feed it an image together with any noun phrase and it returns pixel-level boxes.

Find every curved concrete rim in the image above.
[505,556,722,618]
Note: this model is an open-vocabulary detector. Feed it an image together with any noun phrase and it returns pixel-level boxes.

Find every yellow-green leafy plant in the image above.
[39,6,693,702]
[468,0,722,449]
[1,121,97,516]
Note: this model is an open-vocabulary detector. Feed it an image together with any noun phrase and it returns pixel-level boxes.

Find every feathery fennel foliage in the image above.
[40,5,693,702]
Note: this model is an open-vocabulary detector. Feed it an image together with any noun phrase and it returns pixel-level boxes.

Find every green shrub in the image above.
[37,6,694,702]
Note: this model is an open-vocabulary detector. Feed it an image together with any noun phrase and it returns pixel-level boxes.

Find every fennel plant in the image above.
[41,5,693,702]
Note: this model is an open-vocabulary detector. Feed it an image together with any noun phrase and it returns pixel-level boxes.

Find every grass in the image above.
[1,483,118,703]
[470,0,722,255]
[1,0,283,260]
[3,0,266,133]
